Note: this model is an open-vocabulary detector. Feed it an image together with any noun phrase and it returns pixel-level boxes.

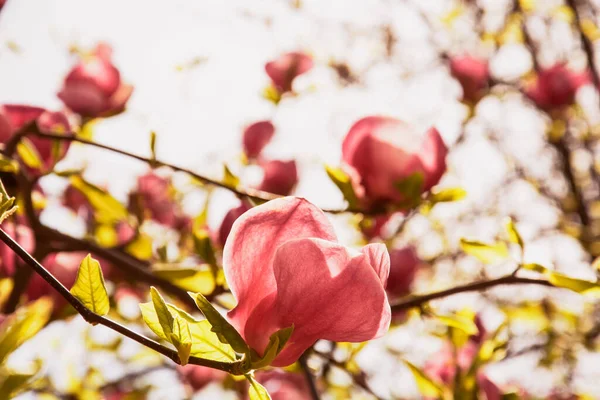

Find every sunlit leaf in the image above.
[153,265,215,294]
[325,165,359,209]
[459,239,509,264]
[94,224,117,247]
[0,298,53,364]
[149,131,157,164]
[223,165,240,189]
[16,139,42,169]
[581,19,600,41]
[189,291,250,355]
[394,172,424,203]
[0,279,13,311]
[0,370,35,398]
[251,326,294,369]
[428,187,467,204]
[150,287,174,338]
[125,234,153,260]
[505,217,523,247]
[70,254,110,317]
[262,85,281,105]
[70,175,128,224]
[0,155,19,173]
[246,374,272,400]
[170,315,192,365]
[404,360,446,398]
[193,229,217,266]
[546,272,600,297]
[435,314,479,336]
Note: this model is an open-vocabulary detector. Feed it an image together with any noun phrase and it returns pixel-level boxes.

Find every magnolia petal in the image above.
[223,197,336,336]
[258,159,298,196]
[418,127,448,190]
[362,243,390,288]
[243,120,275,159]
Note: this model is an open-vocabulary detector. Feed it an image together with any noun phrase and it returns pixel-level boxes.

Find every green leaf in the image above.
[223,165,240,189]
[70,175,129,224]
[546,272,600,297]
[246,374,272,400]
[522,263,547,273]
[153,265,215,294]
[0,180,17,225]
[262,85,281,105]
[150,131,157,164]
[0,155,19,173]
[404,360,446,398]
[189,291,250,355]
[395,172,425,201]
[125,234,153,260]
[459,239,509,264]
[428,187,467,204]
[150,287,174,337]
[251,326,294,369]
[69,255,110,317]
[0,370,35,398]
[505,217,523,247]
[0,298,53,364]
[139,301,236,362]
[435,314,479,336]
[193,229,217,266]
[325,165,359,208]
[16,139,42,169]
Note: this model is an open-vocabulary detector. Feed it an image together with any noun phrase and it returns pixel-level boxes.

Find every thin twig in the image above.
[0,227,245,374]
[299,352,321,400]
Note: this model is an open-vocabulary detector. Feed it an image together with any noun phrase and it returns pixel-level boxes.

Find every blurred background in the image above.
[3,0,600,398]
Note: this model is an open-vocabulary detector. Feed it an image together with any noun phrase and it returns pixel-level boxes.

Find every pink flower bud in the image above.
[258,160,298,196]
[58,43,133,118]
[218,201,252,247]
[0,222,34,277]
[255,370,312,400]
[449,55,489,103]
[386,246,420,298]
[132,172,186,229]
[525,63,590,112]
[265,52,313,94]
[178,364,227,390]
[223,197,390,366]
[0,105,73,173]
[342,116,448,206]
[63,184,92,217]
[243,120,275,159]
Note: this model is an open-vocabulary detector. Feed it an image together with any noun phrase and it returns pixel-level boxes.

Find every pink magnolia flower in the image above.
[243,120,275,159]
[131,172,188,229]
[0,222,34,277]
[265,52,313,94]
[525,63,590,112]
[258,160,298,196]
[178,364,227,391]
[58,43,133,118]
[218,200,252,247]
[0,105,72,173]
[342,116,448,207]
[386,246,420,298]
[449,55,489,103]
[255,370,312,400]
[223,197,391,367]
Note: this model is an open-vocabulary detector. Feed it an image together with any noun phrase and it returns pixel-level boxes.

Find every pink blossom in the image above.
[449,55,489,103]
[342,116,447,207]
[0,222,34,277]
[218,200,252,247]
[525,63,590,112]
[255,370,312,400]
[243,120,275,159]
[178,364,227,391]
[259,160,298,196]
[478,374,502,400]
[386,246,420,298]
[223,197,390,366]
[265,52,313,94]
[131,172,187,229]
[58,43,133,118]
[63,184,92,217]
[0,105,72,173]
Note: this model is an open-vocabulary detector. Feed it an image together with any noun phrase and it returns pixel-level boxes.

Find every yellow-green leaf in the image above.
[153,265,215,295]
[251,325,294,369]
[125,234,153,260]
[70,255,110,317]
[546,272,600,297]
[0,298,53,364]
[223,165,240,189]
[193,229,217,266]
[459,239,509,264]
[150,287,174,337]
[247,374,272,400]
[428,187,467,204]
[0,370,35,398]
[170,315,192,365]
[395,172,424,201]
[150,131,157,163]
[404,360,445,398]
[505,217,523,247]
[70,176,128,224]
[189,291,249,355]
[325,165,359,208]
[435,314,479,336]
[16,139,42,169]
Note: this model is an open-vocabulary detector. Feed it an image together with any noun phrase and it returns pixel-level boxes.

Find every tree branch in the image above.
[390,275,553,312]
[299,352,321,400]
[0,227,245,374]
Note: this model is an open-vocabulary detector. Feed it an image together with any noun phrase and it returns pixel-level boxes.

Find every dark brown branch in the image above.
[299,352,321,400]
[0,227,245,374]
[391,275,553,312]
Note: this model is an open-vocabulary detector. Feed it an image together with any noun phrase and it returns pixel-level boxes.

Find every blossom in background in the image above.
[223,197,390,366]
[449,55,489,103]
[217,200,252,247]
[255,370,312,400]
[0,222,34,277]
[243,120,275,160]
[58,43,133,118]
[178,364,227,391]
[265,52,313,94]
[0,105,73,173]
[342,116,447,207]
[525,63,590,112]
[386,246,420,298]
[258,159,298,196]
